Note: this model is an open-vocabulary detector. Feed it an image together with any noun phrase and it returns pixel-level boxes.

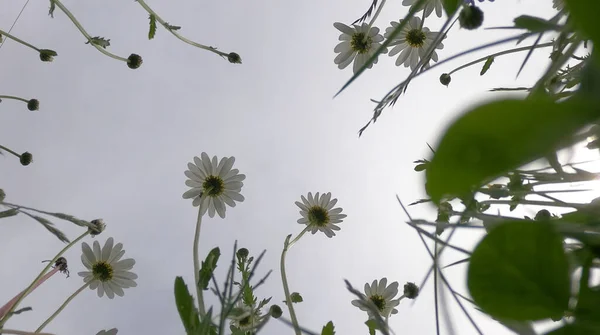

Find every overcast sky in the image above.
[1,0,566,334]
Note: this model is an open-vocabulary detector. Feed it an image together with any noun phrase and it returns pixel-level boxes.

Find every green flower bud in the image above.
[269,305,283,318]
[39,49,58,62]
[89,218,106,236]
[27,99,39,111]
[0,188,5,202]
[227,52,242,64]
[236,247,249,259]
[459,5,484,30]
[439,73,451,86]
[403,282,419,299]
[20,152,33,166]
[534,209,551,221]
[127,54,143,69]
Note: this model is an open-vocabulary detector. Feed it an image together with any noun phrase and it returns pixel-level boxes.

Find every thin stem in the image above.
[0,95,29,103]
[448,42,554,75]
[34,282,90,333]
[479,199,585,209]
[0,29,39,52]
[0,231,90,328]
[135,0,229,58]
[192,208,206,317]
[365,0,386,39]
[280,228,309,335]
[50,0,128,62]
[1,330,55,335]
[0,145,21,158]
[0,268,60,320]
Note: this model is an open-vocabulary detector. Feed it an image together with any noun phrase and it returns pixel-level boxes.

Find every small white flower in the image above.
[334,22,388,74]
[182,152,245,218]
[229,300,262,332]
[295,192,347,238]
[385,17,445,70]
[78,237,137,299]
[96,329,118,335]
[351,278,400,319]
[402,0,443,18]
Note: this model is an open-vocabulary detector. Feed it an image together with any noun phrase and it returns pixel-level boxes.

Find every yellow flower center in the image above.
[370,294,386,311]
[92,261,114,282]
[351,32,372,54]
[406,29,426,48]
[308,206,330,227]
[203,175,225,196]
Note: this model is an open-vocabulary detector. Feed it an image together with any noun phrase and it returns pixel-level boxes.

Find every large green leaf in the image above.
[425,98,596,203]
[174,276,201,335]
[198,247,220,290]
[564,0,600,47]
[467,221,570,321]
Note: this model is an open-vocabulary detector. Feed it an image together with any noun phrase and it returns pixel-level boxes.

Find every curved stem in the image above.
[479,199,585,209]
[135,0,229,58]
[0,95,29,103]
[448,42,554,75]
[1,329,55,335]
[50,0,128,62]
[279,227,309,335]
[192,208,206,317]
[0,29,40,52]
[0,231,90,327]
[0,145,21,158]
[0,268,60,320]
[34,282,90,333]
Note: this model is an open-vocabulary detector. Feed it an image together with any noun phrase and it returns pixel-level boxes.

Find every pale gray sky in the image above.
[1,0,561,334]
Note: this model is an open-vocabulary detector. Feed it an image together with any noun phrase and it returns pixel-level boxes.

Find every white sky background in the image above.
[0,0,569,334]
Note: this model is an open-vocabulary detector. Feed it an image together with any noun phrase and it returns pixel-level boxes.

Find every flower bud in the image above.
[236,247,249,259]
[27,99,39,111]
[227,52,242,64]
[0,188,5,202]
[127,54,143,69]
[459,5,484,30]
[534,209,551,221]
[403,282,419,299]
[89,218,106,236]
[269,304,282,318]
[439,73,451,86]
[20,152,33,166]
[39,49,58,62]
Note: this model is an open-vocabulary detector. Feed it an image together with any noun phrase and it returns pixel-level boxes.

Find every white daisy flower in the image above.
[78,238,137,299]
[229,300,263,332]
[402,0,443,18]
[384,17,445,70]
[295,192,347,238]
[96,329,118,335]
[334,22,388,74]
[351,278,400,319]
[182,152,245,218]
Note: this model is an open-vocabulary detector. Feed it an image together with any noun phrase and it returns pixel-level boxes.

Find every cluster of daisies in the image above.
[333,0,497,73]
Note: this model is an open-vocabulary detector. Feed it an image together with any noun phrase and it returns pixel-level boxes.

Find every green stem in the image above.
[1,329,55,335]
[280,227,309,335]
[0,95,29,103]
[448,42,554,76]
[50,0,128,62]
[34,282,90,333]
[135,0,229,58]
[0,145,21,158]
[479,199,585,209]
[364,0,386,40]
[0,231,90,328]
[0,29,40,52]
[192,208,206,317]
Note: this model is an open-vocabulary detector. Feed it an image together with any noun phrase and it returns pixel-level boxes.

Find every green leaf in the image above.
[0,209,19,219]
[513,15,560,32]
[442,0,461,18]
[321,321,335,335]
[563,0,600,50]
[290,292,303,303]
[425,98,597,204]
[148,14,157,40]
[480,57,494,76]
[174,276,201,335]
[365,320,377,335]
[198,247,220,290]
[467,221,570,321]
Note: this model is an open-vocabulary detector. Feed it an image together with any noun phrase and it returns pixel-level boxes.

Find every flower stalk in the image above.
[34,282,90,333]
[0,29,40,52]
[192,209,207,317]
[0,267,61,320]
[279,227,309,335]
